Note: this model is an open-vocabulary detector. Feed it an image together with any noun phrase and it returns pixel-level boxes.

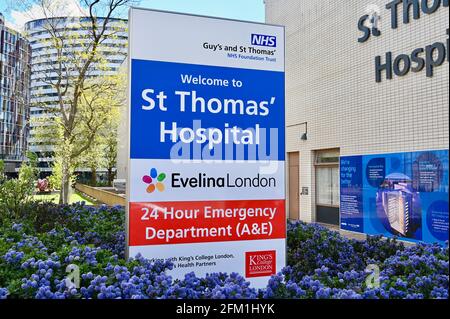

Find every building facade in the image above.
[265,0,449,239]
[0,13,32,174]
[24,16,128,175]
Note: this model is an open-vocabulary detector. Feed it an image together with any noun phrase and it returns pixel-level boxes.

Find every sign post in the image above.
[127,7,285,288]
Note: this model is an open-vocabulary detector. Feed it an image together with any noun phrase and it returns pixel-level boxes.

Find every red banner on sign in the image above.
[129,200,286,246]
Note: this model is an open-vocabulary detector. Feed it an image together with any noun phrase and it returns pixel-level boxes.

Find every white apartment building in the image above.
[25,16,128,175]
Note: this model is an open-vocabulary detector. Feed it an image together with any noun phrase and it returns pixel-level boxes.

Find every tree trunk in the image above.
[59,161,71,204]
[90,168,97,186]
[107,167,114,187]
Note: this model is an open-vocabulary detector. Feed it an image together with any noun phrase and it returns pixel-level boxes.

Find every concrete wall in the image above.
[266,0,449,222]
[75,183,126,206]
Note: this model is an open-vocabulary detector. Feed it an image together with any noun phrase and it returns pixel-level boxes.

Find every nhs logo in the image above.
[251,34,277,47]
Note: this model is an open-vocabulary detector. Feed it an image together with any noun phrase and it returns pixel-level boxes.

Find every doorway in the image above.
[315,149,340,225]
[288,152,300,220]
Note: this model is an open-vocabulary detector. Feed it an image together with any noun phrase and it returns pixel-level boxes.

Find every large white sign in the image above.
[127,7,285,288]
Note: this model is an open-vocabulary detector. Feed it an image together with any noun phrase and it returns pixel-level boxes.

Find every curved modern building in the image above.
[24,16,128,175]
[0,13,32,175]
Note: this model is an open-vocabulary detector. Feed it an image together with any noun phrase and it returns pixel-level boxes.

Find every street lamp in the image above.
[299,122,308,141]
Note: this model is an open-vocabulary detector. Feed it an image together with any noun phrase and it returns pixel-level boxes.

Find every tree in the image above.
[104,128,119,186]
[14,0,134,203]
[77,70,124,186]
[80,109,120,187]
[82,135,106,186]
[0,153,38,220]
[98,70,125,186]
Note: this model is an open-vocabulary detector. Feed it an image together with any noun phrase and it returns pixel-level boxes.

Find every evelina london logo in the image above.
[142,168,166,193]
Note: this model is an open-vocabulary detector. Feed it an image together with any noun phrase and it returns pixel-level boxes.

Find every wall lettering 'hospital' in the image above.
[357,0,449,82]
[375,29,449,82]
[386,0,448,29]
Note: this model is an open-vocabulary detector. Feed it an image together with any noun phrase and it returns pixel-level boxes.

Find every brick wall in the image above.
[266,0,449,222]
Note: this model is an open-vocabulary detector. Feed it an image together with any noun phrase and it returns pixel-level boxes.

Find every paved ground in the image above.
[317,222,415,246]
[316,223,367,241]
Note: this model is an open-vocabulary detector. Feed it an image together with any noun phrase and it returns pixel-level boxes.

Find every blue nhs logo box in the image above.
[251,34,277,47]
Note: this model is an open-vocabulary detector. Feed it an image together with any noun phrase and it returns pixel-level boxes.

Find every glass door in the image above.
[315,149,340,225]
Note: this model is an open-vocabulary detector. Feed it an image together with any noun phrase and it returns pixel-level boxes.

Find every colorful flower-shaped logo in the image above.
[142,168,166,193]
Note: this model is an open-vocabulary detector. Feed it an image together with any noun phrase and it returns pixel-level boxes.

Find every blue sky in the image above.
[138,0,264,22]
[0,0,265,28]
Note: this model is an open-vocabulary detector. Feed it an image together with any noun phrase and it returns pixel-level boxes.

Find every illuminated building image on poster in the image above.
[340,150,449,244]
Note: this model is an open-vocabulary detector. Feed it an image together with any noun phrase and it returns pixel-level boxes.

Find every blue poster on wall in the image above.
[340,150,449,245]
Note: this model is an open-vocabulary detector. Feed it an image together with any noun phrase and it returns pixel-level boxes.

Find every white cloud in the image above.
[9,0,88,30]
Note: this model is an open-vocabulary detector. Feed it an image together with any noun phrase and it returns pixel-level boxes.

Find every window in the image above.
[315,149,340,207]
[316,149,340,164]
[316,166,340,206]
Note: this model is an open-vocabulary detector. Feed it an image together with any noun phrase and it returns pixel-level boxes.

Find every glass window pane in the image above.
[316,167,332,205]
[316,149,340,164]
[332,167,340,206]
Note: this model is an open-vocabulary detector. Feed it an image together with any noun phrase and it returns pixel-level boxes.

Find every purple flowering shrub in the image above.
[0,204,448,299]
[377,243,449,299]
[266,221,448,299]
[0,204,257,299]
[165,272,258,299]
[22,202,126,258]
